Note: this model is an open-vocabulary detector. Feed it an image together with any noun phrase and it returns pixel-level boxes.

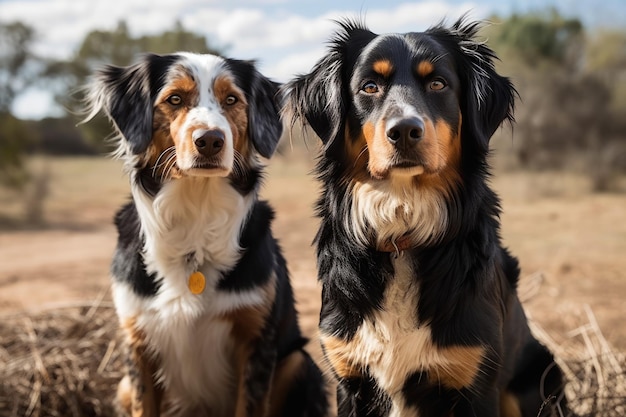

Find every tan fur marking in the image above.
[268,351,307,417]
[415,115,462,195]
[343,124,370,182]
[417,61,434,78]
[150,74,199,179]
[213,75,250,158]
[119,317,162,417]
[117,375,133,414]
[500,391,523,417]
[321,334,362,379]
[426,345,485,389]
[323,323,484,391]
[362,120,395,179]
[373,59,394,78]
[223,278,276,417]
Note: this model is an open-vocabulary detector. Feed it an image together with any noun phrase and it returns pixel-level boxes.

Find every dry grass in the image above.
[1,294,624,417]
[0,292,123,417]
[531,306,626,417]
[521,274,626,417]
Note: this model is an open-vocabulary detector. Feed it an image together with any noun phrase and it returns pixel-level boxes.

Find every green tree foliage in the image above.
[0,112,33,189]
[485,10,626,191]
[76,21,220,68]
[0,21,40,112]
[0,21,40,190]
[585,29,626,111]
[487,9,583,67]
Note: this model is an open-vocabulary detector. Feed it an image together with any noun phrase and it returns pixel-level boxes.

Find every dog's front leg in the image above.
[233,336,277,417]
[117,319,162,417]
[337,376,388,417]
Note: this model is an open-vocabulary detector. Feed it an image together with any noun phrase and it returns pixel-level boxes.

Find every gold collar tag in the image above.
[188,271,206,295]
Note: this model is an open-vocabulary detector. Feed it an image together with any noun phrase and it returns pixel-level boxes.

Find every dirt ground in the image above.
[1,154,625,372]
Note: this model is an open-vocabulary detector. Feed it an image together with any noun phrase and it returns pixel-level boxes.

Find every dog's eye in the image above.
[429,78,447,91]
[225,95,238,105]
[167,95,183,105]
[361,81,379,94]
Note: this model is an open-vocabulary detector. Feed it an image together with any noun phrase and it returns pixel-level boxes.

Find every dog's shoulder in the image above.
[218,200,279,292]
[111,200,160,297]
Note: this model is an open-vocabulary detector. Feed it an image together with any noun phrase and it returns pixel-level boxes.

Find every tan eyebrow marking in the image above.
[372,59,394,78]
[417,60,434,77]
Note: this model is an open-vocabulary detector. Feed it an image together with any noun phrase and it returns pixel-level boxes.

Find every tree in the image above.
[0,113,32,188]
[485,11,626,191]
[585,29,626,112]
[0,21,40,190]
[486,9,583,68]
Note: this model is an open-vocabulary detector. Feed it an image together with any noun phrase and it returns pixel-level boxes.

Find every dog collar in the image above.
[188,271,206,294]
[377,234,414,253]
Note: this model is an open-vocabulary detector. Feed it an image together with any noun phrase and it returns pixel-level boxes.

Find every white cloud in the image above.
[364,2,484,32]
[262,46,328,82]
[12,88,64,119]
[1,0,486,118]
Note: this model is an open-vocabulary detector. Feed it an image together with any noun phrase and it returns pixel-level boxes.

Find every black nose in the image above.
[386,117,424,147]
[194,129,225,157]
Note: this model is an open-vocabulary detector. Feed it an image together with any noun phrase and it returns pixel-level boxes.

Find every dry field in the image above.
[1,152,625,415]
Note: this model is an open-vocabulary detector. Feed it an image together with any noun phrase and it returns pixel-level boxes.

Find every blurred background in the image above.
[2,0,626,346]
[1,0,626,342]
[0,1,625,415]
[1,0,625,221]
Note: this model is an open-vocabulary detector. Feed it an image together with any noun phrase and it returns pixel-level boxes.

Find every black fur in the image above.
[89,52,328,417]
[225,58,283,159]
[111,202,160,297]
[94,53,178,154]
[284,18,567,417]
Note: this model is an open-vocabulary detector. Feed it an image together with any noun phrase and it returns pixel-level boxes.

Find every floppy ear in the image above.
[247,72,283,158]
[284,50,345,146]
[226,59,283,159]
[283,20,376,148]
[446,19,516,151]
[86,53,177,155]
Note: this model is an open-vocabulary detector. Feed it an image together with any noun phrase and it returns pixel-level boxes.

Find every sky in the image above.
[1,0,625,119]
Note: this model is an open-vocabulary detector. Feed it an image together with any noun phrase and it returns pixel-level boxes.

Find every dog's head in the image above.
[86,52,282,180]
[285,18,515,184]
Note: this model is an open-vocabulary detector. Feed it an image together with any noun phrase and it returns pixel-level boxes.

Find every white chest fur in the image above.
[112,177,264,416]
[352,255,429,416]
[334,255,485,416]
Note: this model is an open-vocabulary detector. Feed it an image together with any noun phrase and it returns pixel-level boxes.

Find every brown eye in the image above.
[167,95,182,105]
[430,78,447,91]
[362,81,379,94]
[225,95,238,105]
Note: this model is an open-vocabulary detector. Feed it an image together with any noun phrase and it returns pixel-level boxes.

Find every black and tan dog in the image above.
[86,52,328,417]
[284,19,567,417]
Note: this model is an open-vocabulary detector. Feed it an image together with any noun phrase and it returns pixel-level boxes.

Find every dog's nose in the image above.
[386,117,424,147]
[194,129,225,157]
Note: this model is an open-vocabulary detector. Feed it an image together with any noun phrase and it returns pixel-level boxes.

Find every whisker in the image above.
[152,146,176,177]
[161,154,178,180]
[354,145,368,168]
[232,150,247,178]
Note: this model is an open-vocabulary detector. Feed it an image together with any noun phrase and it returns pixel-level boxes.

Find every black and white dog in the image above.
[86,52,328,417]
[284,19,567,417]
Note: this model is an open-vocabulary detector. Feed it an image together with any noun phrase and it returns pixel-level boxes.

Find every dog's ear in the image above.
[226,59,283,159]
[443,19,516,151]
[85,53,177,155]
[283,20,377,149]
